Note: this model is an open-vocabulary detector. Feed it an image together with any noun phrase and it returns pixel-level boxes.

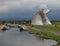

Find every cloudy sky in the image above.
[0,0,60,20]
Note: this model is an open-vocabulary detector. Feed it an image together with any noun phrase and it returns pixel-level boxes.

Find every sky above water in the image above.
[0,0,60,20]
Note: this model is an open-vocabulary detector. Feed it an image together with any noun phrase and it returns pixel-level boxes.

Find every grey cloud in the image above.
[0,0,60,19]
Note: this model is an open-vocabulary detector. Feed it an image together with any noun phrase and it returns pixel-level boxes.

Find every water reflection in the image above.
[0,28,57,46]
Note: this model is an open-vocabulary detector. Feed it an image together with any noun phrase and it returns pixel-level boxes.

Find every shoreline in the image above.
[27,25,60,46]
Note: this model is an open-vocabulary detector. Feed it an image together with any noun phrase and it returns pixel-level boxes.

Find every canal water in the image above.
[0,28,57,46]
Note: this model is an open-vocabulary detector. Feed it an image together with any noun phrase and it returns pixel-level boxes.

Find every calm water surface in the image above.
[0,28,57,46]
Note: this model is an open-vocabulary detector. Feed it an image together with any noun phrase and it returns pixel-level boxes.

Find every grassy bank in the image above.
[28,24,60,32]
[27,25,60,46]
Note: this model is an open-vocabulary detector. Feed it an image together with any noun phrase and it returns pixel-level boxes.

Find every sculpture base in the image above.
[31,14,52,25]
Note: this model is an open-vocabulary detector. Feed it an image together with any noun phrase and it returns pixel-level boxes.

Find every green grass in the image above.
[28,21,60,32]
[29,28,60,46]
[27,21,60,46]
[30,25,60,32]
